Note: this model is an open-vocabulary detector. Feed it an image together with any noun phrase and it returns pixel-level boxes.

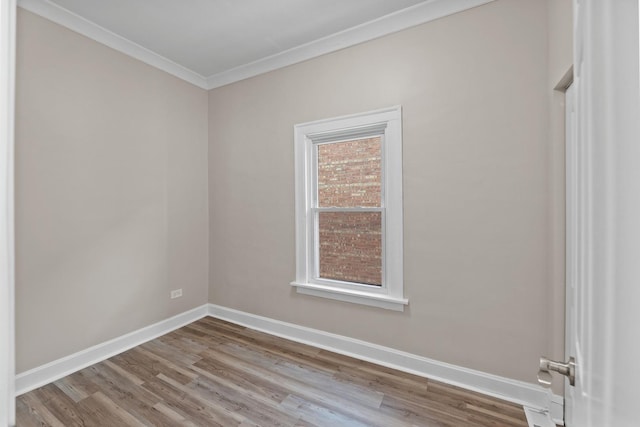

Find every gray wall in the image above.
[208,0,555,384]
[15,9,209,372]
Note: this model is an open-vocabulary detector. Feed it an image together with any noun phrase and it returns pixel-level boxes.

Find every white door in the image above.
[570,0,640,426]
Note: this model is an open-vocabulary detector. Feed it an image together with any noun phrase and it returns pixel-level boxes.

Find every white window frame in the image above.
[291,106,407,311]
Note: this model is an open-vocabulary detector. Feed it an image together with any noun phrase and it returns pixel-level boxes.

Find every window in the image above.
[292,106,406,311]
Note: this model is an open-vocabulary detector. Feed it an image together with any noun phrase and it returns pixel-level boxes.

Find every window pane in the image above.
[318,211,382,286]
[317,137,381,207]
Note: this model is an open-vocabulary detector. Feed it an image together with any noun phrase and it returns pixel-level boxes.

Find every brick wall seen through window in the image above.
[316,137,382,286]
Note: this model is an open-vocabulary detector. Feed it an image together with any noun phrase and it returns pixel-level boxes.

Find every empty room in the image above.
[1,0,639,426]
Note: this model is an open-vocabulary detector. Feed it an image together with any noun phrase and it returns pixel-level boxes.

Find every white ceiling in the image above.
[18,0,494,88]
[46,0,426,77]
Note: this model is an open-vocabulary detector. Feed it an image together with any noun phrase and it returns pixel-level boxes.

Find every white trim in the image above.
[14,304,208,396]
[293,106,404,310]
[0,0,16,424]
[524,407,557,427]
[565,81,577,427]
[550,394,565,425]
[291,281,408,311]
[16,0,209,89]
[205,0,495,89]
[207,303,563,417]
[17,0,494,90]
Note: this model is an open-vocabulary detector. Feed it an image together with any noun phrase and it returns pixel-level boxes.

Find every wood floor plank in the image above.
[80,363,161,407]
[191,355,292,404]
[194,318,323,359]
[157,372,257,426]
[31,384,89,427]
[53,376,90,403]
[75,392,140,427]
[381,393,485,427]
[101,359,146,386]
[184,372,300,427]
[17,317,531,427]
[141,376,229,427]
[16,392,67,427]
[216,340,385,409]
[333,364,431,404]
[90,392,149,427]
[139,337,202,367]
[157,332,210,354]
[133,346,199,383]
[279,394,372,427]
[465,403,529,427]
[197,345,417,427]
[152,402,199,427]
[76,365,172,426]
[426,381,529,424]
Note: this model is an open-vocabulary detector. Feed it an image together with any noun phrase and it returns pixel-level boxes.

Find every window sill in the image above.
[290,281,408,311]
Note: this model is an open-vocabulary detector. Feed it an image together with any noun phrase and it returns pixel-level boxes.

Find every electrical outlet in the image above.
[170,289,182,299]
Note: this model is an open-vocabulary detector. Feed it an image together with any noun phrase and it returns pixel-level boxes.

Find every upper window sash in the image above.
[311,136,385,210]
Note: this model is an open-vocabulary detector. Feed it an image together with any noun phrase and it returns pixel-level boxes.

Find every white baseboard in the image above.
[550,394,565,425]
[524,406,556,427]
[15,304,209,395]
[207,303,564,420]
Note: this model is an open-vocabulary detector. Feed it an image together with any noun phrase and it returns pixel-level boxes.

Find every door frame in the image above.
[0,0,16,425]
[563,81,576,426]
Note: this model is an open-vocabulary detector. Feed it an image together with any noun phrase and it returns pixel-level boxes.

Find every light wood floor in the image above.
[17,317,529,426]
